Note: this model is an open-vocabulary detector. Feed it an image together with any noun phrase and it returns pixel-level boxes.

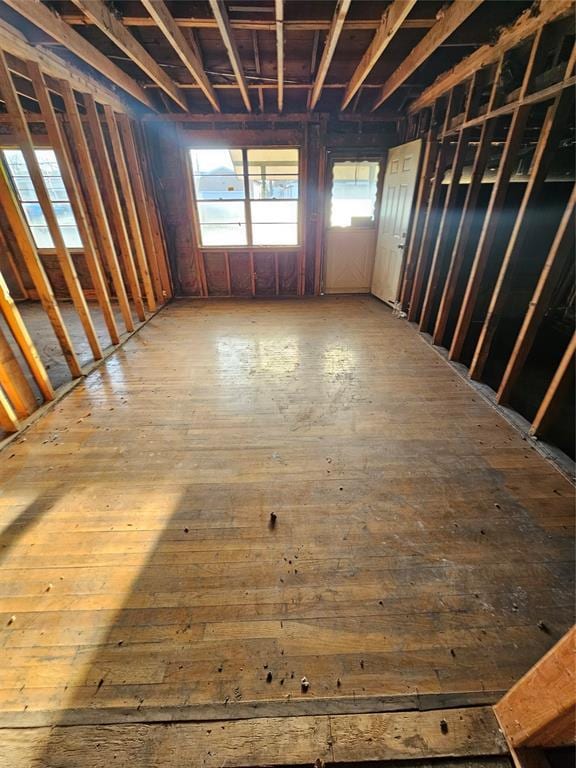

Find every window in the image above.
[190,148,299,247]
[2,149,81,249]
[330,161,380,228]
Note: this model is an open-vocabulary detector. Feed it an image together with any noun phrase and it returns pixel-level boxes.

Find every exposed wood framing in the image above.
[372,0,483,112]
[0,323,36,417]
[68,0,187,111]
[140,0,220,112]
[530,332,576,438]
[409,0,574,113]
[208,0,251,112]
[495,626,576,749]
[308,0,351,110]
[469,89,575,380]
[27,60,121,347]
[497,186,576,403]
[275,0,284,112]
[0,49,103,362]
[83,93,145,322]
[0,161,81,378]
[0,381,19,432]
[341,0,417,110]
[1,0,154,109]
[0,269,54,401]
[103,105,157,312]
[59,79,135,334]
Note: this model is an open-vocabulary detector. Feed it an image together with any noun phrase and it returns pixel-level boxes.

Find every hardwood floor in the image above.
[0,296,573,729]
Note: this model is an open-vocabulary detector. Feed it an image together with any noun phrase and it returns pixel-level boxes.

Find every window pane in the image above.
[53,202,76,226]
[35,149,60,176]
[330,161,380,227]
[194,174,245,200]
[252,223,298,246]
[12,175,36,201]
[251,200,298,224]
[30,227,54,249]
[247,148,298,176]
[3,149,29,176]
[200,224,247,246]
[61,226,83,249]
[197,201,246,225]
[248,176,298,200]
[43,176,68,201]
[190,148,244,176]
[22,202,48,227]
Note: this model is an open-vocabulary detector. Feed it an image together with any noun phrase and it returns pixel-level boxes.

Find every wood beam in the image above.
[530,332,575,437]
[469,89,574,381]
[309,0,351,110]
[0,322,36,418]
[68,0,187,111]
[1,0,154,110]
[140,0,220,112]
[0,269,54,401]
[59,80,134,334]
[341,0,417,110]
[208,0,251,112]
[409,0,574,113]
[275,0,284,112]
[0,49,103,363]
[103,105,157,312]
[27,60,121,347]
[83,94,145,322]
[0,381,19,432]
[372,0,483,112]
[497,185,576,404]
[0,161,81,378]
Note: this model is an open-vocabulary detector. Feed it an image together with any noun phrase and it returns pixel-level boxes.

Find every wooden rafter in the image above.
[1,0,154,109]
[140,0,220,112]
[27,60,121,348]
[341,0,417,110]
[208,0,251,112]
[275,0,284,112]
[0,49,103,363]
[0,381,19,432]
[309,0,351,110]
[530,332,576,438]
[409,0,574,113]
[0,323,36,418]
[372,0,483,112]
[68,0,187,111]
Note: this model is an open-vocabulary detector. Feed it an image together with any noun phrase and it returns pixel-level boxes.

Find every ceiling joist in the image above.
[372,0,484,112]
[140,0,220,112]
[309,0,351,110]
[341,0,418,110]
[208,0,251,111]
[68,0,187,110]
[275,0,284,112]
[1,0,154,109]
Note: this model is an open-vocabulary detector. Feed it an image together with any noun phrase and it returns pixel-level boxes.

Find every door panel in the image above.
[371,140,422,305]
[324,228,378,293]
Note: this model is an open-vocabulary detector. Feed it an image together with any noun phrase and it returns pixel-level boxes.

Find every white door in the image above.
[323,160,381,294]
[371,140,422,305]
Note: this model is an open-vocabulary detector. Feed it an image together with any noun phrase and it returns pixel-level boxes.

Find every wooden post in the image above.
[497,186,576,403]
[59,80,134,333]
[103,105,157,312]
[0,161,82,378]
[83,93,146,322]
[469,89,574,380]
[0,323,36,418]
[115,113,164,304]
[0,269,54,401]
[530,332,575,438]
[27,60,121,347]
[0,49,103,361]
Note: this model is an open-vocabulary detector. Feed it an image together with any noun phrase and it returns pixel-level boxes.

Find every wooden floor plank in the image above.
[0,296,573,729]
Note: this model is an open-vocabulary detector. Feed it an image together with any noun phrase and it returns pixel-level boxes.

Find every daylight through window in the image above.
[190,148,299,247]
[2,149,81,249]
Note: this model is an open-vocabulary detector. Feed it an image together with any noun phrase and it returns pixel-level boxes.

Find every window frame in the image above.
[327,156,383,231]
[188,145,302,250]
[1,145,83,253]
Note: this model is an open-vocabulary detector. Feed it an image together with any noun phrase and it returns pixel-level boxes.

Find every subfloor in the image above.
[0,296,574,729]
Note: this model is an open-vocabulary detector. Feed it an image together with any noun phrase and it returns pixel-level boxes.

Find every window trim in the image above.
[1,145,83,253]
[187,145,302,251]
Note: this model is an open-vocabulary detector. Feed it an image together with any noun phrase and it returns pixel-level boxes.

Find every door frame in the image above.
[319,150,387,294]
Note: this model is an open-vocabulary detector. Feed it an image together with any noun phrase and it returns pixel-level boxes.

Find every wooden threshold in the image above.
[0,705,508,767]
[0,690,504,729]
